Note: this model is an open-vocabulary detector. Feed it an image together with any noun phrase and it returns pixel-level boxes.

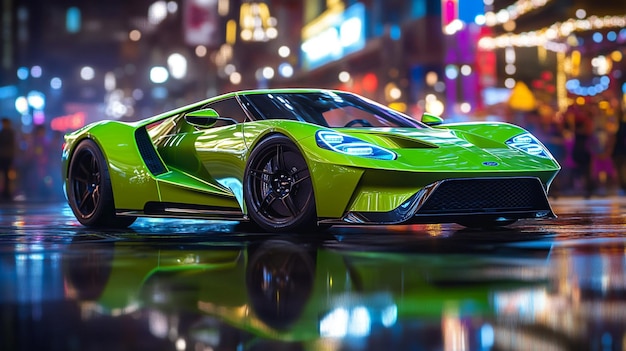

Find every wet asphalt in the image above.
[0,196,625,351]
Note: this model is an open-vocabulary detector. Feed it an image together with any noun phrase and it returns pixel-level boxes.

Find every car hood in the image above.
[338,127,559,172]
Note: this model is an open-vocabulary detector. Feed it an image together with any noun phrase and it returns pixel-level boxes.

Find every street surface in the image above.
[1,196,625,351]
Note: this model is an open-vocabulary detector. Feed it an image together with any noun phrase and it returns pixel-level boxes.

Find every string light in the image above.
[484,0,552,27]
[566,76,611,96]
[479,15,626,51]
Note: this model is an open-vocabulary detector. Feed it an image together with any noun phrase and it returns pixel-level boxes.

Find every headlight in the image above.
[506,133,552,159]
[316,131,396,160]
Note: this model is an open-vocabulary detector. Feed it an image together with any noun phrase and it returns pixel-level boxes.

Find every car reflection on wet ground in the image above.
[1,197,625,351]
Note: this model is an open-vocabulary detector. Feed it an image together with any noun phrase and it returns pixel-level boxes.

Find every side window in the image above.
[205,97,248,125]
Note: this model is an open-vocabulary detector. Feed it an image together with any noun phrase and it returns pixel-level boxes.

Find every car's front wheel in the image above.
[244,134,317,232]
[67,139,136,228]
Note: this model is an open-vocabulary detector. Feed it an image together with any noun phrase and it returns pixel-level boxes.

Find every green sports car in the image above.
[61,88,560,232]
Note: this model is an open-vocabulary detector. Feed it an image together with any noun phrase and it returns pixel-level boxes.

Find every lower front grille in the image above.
[418,177,549,214]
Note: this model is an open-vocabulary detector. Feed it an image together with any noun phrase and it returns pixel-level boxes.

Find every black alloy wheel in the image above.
[67,139,135,228]
[244,134,317,232]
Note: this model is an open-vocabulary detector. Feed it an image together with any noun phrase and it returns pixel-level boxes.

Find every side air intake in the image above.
[135,128,167,175]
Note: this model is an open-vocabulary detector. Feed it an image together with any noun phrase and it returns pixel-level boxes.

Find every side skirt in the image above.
[117,202,248,221]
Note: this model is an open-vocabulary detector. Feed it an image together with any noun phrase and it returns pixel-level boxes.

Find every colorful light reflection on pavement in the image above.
[0,197,625,351]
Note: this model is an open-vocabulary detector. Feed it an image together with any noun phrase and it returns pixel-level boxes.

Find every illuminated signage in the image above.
[239,2,277,41]
[441,0,458,28]
[184,0,220,47]
[301,2,365,70]
[51,112,85,131]
[442,0,484,34]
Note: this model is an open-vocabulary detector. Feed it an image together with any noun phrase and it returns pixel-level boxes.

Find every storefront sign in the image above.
[301,3,365,70]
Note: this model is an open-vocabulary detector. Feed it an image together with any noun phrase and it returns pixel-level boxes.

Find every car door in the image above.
[154,97,250,209]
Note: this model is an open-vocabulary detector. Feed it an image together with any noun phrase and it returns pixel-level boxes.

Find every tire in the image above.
[244,134,317,232]
[67,139,136,228]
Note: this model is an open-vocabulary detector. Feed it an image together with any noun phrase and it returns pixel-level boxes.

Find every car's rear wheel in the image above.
[244,134,317,232]
[67,139,136,228]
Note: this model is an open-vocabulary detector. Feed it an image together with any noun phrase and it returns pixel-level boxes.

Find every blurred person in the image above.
[589,103,618,196]
[611,102,626,194]
[558,108,579,195]
[48,130,66,201]
[589,122,616,196]
[23,125,53,201]
[538,114,566,197]
[0,117,16,200]
[13,131,33,201]
[571,106,594,197]
[523,109,543,136]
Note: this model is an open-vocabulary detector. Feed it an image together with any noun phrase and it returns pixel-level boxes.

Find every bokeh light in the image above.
[150,66,169,84]
[80,66,95,80]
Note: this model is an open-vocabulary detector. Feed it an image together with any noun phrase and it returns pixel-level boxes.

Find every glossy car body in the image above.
[61,88,560,231]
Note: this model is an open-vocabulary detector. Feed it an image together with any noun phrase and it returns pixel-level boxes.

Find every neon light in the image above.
[301,3,365,70]
[442,0,457,26]
[340,17,362,47]
[51,112,85,131]
[66,7,81,33]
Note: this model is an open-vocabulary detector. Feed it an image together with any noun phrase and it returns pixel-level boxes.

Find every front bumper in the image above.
[320,177,555,225]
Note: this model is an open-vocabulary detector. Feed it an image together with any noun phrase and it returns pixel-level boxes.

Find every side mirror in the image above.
[421,112,444,126]
[185,108,220,128]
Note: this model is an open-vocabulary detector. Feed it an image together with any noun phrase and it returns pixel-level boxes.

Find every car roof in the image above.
[133,88,350,127]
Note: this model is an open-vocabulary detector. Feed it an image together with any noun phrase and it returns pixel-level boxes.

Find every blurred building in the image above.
[0,0,625,132]
[480,0,626,120]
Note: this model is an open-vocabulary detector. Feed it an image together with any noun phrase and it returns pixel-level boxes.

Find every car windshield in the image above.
[243,91,426,128]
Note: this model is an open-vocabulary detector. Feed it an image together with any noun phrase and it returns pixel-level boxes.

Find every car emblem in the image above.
[482,161,499,166]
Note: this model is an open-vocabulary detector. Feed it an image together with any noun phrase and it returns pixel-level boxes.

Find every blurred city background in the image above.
[0,0,625,202]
